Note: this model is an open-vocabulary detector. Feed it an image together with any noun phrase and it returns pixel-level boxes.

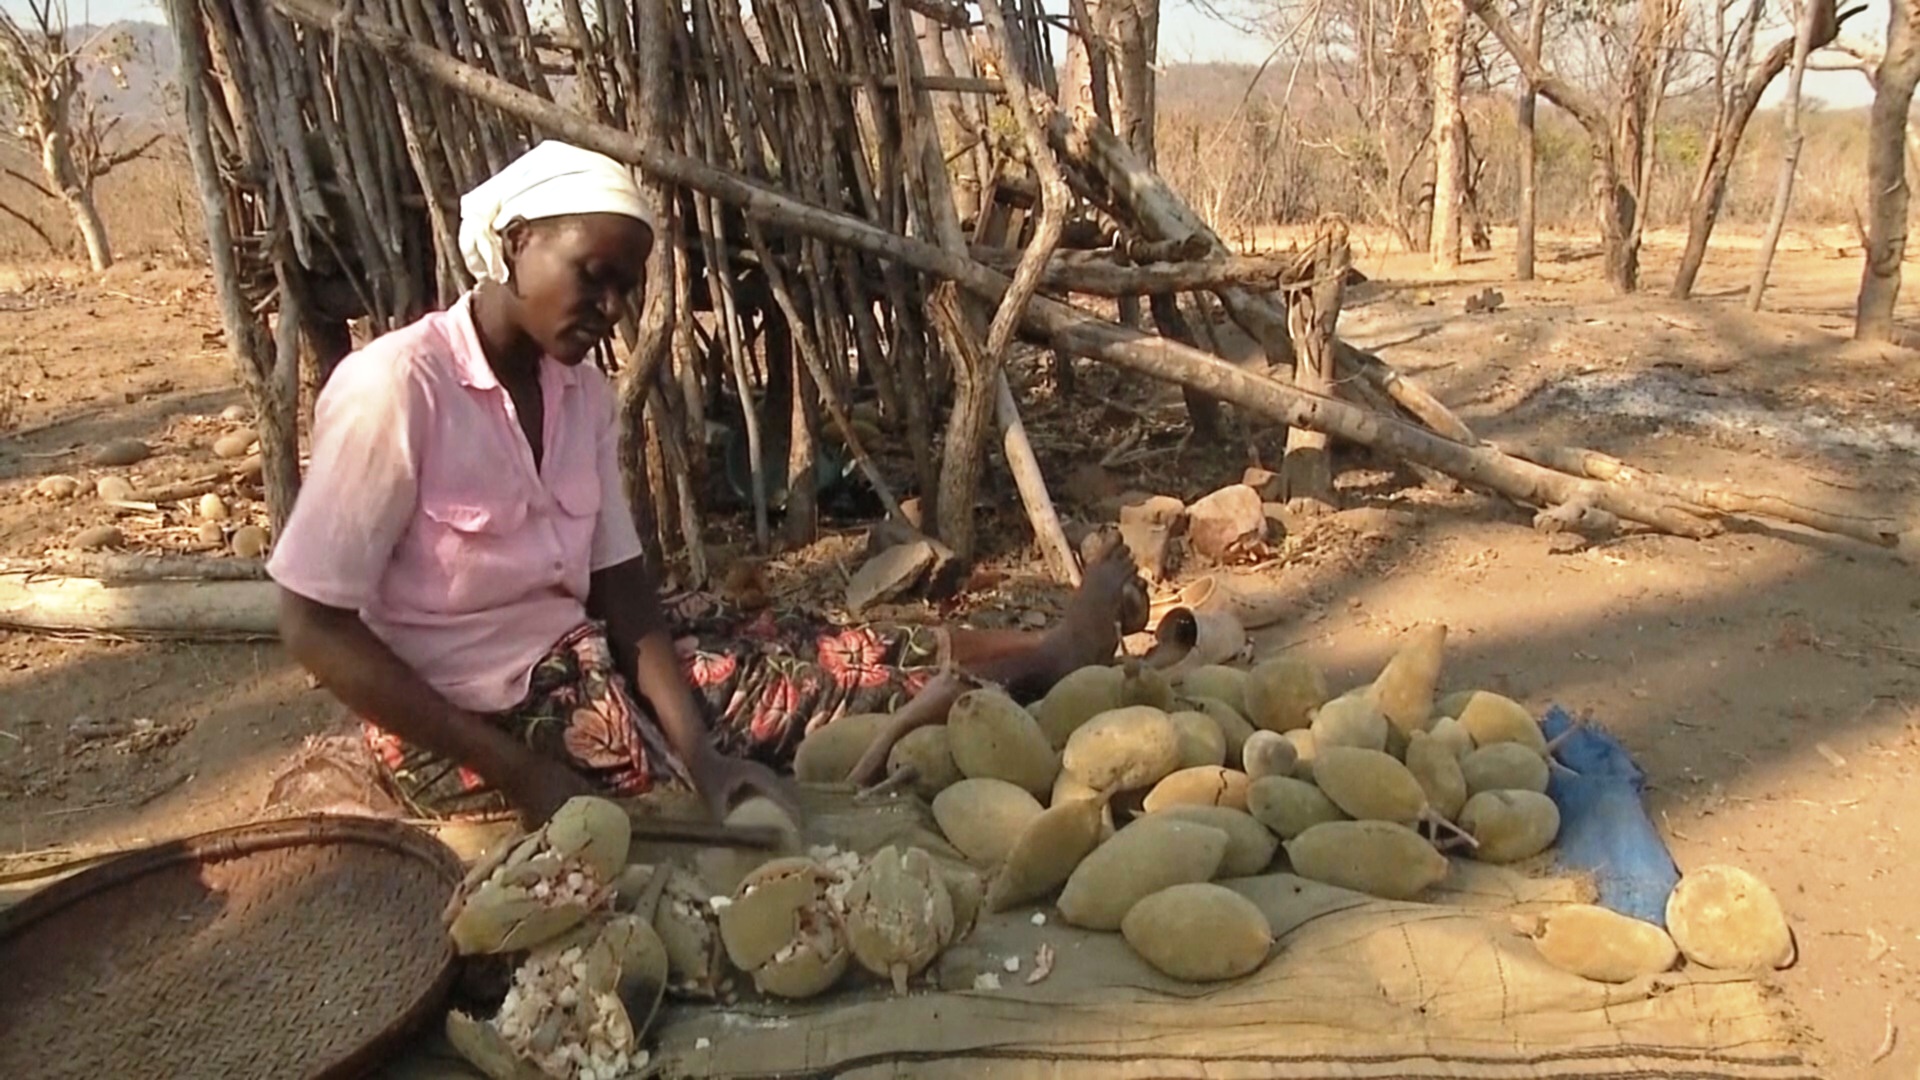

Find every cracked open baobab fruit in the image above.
[447,796,632,956]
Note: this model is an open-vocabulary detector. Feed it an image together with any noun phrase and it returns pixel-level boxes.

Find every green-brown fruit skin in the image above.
[1284,820,1448,900]
[983,796,1107,912]
[1062,706,1182,793]
[1455,692,1548,754]
[1311,747,1428,825]
[1031,665,1126,749]
[1154,805,1279,877]
[1427,716,1476,762]
[1178,665,1252,717]
[1459,790,1560,864]
[1459,742,1550,796]
[1369,623,1446,737]
[888,725,963,800]
[1531,904,1679,983]
[1241,730,1299,782]
[1244,656,1330,733]
[1168,710,1230,769]
[1245,775,1347,839]
[1142,766,1252,813]
[949,688,1062,796]
[1404,732,1469,820]
[792,713,891,783]
[1189,697,1256,766]
[1120,883,1274,982]
[1057,818,1230,930]
[1123,665,1178,712]
[1282,729,1319,781]
[1309,692,1390,753]
[1664,865,1795,972]
[932,778,1046,867]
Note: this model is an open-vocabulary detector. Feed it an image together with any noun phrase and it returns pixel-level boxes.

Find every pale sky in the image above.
[6,0,1882,107]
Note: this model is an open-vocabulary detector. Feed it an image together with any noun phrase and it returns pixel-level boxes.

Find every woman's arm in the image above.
[589,556,800,821]
[280,589,592,823]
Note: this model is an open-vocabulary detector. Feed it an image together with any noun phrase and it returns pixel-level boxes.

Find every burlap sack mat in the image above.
[642,794,1814,1080]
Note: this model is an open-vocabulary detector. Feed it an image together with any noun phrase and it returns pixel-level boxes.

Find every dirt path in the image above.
[2,229,1917,1075]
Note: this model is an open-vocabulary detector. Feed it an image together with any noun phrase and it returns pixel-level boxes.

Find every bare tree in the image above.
[1855,0,1920,342]
[1514,0,1548,279]
[1469,0,1684,292]
[1430,0,1467,266]
[1669,0,1850,299]
[1746,0,1823,308]
[0,0,158,271]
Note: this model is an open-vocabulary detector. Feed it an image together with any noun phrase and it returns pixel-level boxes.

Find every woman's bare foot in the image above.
[1053,529,1149,675]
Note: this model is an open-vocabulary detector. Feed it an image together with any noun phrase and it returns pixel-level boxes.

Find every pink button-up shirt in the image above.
[267,293,646,713]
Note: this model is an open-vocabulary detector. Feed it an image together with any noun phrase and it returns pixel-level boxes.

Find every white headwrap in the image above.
[457,140,654,285]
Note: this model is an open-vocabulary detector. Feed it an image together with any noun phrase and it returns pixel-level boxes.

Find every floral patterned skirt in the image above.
[361,599,946,818]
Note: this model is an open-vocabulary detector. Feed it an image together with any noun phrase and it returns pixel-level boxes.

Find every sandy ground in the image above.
[3,226,1919,1076]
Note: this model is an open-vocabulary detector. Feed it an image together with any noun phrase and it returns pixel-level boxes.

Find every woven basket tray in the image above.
[0,815,465,1080]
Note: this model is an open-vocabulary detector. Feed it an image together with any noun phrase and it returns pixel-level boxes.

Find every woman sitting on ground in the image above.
[268,141,1147,826]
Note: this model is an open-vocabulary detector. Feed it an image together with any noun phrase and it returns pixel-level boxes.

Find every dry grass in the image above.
[0,138,205,267]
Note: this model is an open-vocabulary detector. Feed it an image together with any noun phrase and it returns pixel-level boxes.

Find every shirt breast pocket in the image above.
[418,494,532,612]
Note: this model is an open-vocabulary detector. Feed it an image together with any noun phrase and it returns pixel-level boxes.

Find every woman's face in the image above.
[502,212,653,365]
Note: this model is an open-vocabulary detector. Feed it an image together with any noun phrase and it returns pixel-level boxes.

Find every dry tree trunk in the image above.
[1281,219,1350,510]
[1855,0,1920,343]
[1429,0,1467,270]
[1746,0,1821,310]
[1514,0,1547,280]
[1674,0,1847,300]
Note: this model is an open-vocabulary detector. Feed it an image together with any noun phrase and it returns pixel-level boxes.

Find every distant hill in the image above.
[72,21,179,130]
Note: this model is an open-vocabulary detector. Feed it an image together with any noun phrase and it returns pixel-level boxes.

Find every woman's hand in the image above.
[502,755,599,828]
[687,746,803,824]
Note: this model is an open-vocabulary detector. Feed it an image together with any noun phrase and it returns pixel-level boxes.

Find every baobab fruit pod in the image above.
[717,858,850,1000]
[1189,697,1256,766]
[1244,656,1329,733]
[1057,818,1229,930]
[1153,805,1279,877]
[1246,776,1346,840]
[1030,665,1125,749]
[1052,771,1117,840]
[983,794,1109,912]
[1062,706,1182,793]
[1311,747,1429,826]
[1428,716,1476,762]
[1282,729,1319,781]
[1121,883,1274,982]
[1241,730,1299,782]
[948,687,1060,797]
[1459,790,1560,864]
[1404,731,1469,820]
[1455,692,1548,755]
[1121,660,1178,712]
[1178,665,1251,717]
[1141,766,1251,813]
[887,725,962,800]
[1460,743,1550,797]
[1368,623,1447,738]
[1284,820,1448,900]
[1310,691,1390,753]
[1665,865,1795,971]
[843,846,955,994]
[1526,904,1679,983]
[1168,710,1229,769]
[793,713,890,783]
[933,778,1046,867]
[1434,690,1477,722]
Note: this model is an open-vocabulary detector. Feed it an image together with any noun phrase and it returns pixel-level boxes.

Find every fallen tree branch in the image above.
[1508,443,1900,547]
[0,553,269,582]
[966,247,1313,296]
[270,0,1732,543]
[0,572,278,639]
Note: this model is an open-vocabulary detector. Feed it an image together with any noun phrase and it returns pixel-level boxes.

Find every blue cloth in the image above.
[1541,705,1681,927]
